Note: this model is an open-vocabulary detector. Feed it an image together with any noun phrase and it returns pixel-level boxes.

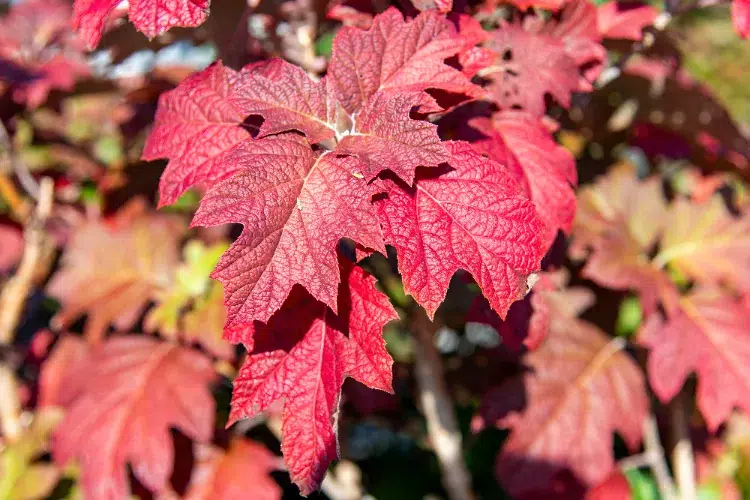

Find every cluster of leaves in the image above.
[1,0,749,498]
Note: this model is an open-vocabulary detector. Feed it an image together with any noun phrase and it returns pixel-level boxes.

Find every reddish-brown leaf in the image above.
[640,288,750,431]
[484,315,647,496]
[375,141,544,319]
[470,111,577,249]
[51,336,216,498]
[228,257,397,494]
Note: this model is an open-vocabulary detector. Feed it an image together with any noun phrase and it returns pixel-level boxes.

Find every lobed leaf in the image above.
[228,256,397,494]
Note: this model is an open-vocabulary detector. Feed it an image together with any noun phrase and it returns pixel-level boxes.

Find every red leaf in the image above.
[335,90,450,183]
[0,0,89,107]
[733,0,750,38]
[73,0,210,49]
[183,440,281,500]
[142,62,254,206]
[470,111,577,249]
[597,1,658,41]
[640,288,750,431]
[485,315,647,496]
[328,7,481,115]
[481,23,581,116]
[191,134,385,325]
[51,336,216,498]
[39,335,90,409]
[228,257,397,495]
[229,59,335,143]
[375,141,544,319]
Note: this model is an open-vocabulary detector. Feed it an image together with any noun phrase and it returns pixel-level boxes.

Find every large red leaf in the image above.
[375,141,544,319]
[328,7,481,115]
[228,257,397,494]
[182,440,281,500]
[148,9,478,203]
[143,62,254,206]
[191,134,385,325]
[483,314,647,496]
[470,111,577,249]
[48,336,216,499]
[640,288,750,431]
[73,0,210,49]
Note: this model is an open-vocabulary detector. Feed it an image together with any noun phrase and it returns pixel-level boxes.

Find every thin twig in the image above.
[642,414,678,500]
[671,389,696,500]
[410,306,475,500]
[0,177,54,441]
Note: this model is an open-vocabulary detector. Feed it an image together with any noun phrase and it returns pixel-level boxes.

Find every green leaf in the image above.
[624,468,659,500]
[616,296,643,337]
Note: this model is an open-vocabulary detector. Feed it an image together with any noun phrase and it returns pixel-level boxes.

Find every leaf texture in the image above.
[73,0,210,49]
[192,133,385,325]
[482,23,580,116]
[375,141,544,319]
[142,62,253,207]
[328,7,481,115]
[228,256,397,494]
[470,111,577,249]
[640,288,750,431]
[50,336,216,499]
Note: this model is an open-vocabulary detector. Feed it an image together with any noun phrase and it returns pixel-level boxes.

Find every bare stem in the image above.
[641,414,678,500]
[0,177,54,441]
[410,306,475,500]
[671,390,696,500]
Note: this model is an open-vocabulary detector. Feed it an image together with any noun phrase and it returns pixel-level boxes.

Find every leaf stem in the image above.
[671,388,696,500]
[0,177,54,442]
[410,305,476,500]
[641,414,678,500]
